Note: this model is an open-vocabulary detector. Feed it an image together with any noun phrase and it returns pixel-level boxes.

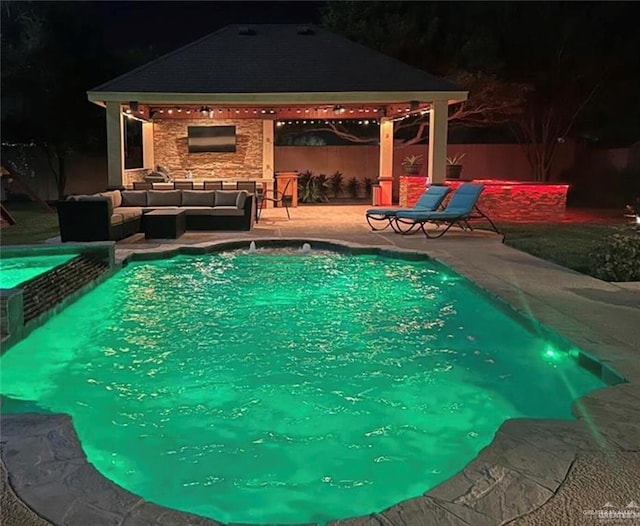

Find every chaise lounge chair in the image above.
[394,183,501,238]
[365,185,451,232]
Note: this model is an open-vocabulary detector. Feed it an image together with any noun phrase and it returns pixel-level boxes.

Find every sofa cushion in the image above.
[215,190,241,207]
[113,207,143,220]
[99,190,122,209]
[182,190,215,207]
[148,190,182,206]
[141,206,179,213]
[209,207,245,216]
[121,190,148,207]
[110,213,124,226]
[181,206,219,215]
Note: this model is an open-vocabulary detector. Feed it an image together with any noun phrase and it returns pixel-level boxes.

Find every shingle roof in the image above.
[90,24,459,94]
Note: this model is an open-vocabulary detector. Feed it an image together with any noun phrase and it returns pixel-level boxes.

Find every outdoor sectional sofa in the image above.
[57,189,255,242]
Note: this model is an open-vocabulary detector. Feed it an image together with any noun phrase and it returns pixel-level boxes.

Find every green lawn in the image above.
[1,202,60,246]
[500,223,623,275]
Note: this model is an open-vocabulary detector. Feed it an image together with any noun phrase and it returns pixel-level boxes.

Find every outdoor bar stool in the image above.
[236,181,257,192]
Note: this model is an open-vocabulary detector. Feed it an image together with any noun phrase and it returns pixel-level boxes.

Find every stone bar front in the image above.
[399,177,570,221]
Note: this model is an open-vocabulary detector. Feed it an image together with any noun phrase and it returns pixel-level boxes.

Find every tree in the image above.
[321,2,640,180]
[1,2,158,197]
[319,2,529,149]
[503,2,640,180]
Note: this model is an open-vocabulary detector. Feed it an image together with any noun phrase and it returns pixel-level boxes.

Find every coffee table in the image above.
[144,209,186,239]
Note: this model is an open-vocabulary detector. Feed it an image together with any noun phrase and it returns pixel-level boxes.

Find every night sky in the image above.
[98,1,325,54]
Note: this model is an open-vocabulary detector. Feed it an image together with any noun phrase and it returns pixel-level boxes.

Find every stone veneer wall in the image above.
[153,118,263,181]
[398,178,569,221]
[445,180,569,221]
[399,176,427,207]
[122,168,151,188]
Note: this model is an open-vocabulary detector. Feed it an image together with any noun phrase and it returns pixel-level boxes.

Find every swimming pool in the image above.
[0,254,76,289]
[0,249,605,524]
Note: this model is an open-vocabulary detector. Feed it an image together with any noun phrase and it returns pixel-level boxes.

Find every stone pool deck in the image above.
[2,205,639,526]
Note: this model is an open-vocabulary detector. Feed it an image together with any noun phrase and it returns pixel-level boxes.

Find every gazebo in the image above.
[87,24,467,205]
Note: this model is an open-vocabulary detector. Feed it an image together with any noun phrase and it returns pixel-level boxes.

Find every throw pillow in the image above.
[98,190,122,209]
[148,190,182,206]
[182,190,215,207]
[121,191,148,207]
[215,190,240,207]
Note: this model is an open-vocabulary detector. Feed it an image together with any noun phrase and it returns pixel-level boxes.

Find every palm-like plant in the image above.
[346,177,360,198]
[329,170,344,198]
[446,153,466,165]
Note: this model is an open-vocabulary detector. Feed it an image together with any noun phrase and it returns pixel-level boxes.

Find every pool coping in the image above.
[2,237,639,526]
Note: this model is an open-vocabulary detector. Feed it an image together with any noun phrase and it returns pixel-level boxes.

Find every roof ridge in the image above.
[89,25,231,93]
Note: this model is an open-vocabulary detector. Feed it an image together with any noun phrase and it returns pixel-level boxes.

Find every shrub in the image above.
[346,177,360,198]
[298,170,329,203]
[589,230,640,282]
[315,173,330,202]
[329,171,344,198]
[298,170,316,203]
[363,176,373,197]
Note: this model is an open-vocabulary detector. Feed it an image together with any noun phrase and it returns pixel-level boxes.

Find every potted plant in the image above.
[446,153,466,179]
[401,155,424,175]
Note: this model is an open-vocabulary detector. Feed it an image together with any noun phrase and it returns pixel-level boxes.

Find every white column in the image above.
[378,118,394,205]
[428,100,448,184]
[142,121,155,169]
[262,120,275,207]
[105,101,124,188]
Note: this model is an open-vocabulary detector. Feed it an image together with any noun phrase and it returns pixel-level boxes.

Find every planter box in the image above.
[444,179,569,221]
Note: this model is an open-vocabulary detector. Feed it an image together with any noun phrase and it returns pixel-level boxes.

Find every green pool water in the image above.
[0,254,76,289]
[0,251,604,524]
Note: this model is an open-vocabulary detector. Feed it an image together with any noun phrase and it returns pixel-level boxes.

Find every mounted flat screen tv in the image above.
[187,126,236,153]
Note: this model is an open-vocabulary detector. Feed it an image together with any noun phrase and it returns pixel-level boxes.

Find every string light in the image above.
[276,119,379,126]
[140,106,390,122]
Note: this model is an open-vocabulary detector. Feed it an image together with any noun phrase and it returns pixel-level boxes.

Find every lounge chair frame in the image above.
[365,185,451,232]
[394,184,501,239]
[396,206,500,238]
